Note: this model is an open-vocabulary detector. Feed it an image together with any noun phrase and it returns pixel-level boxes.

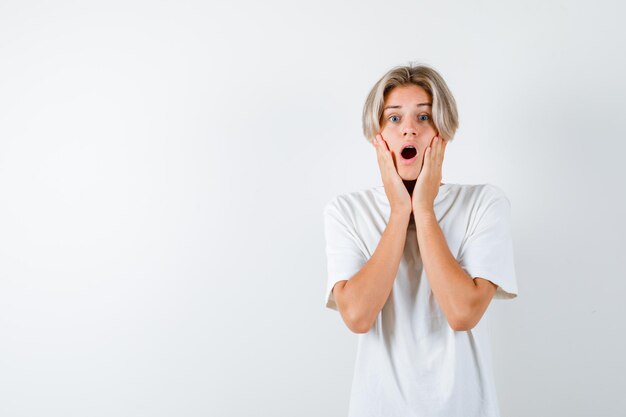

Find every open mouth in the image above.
[401,145,417,160]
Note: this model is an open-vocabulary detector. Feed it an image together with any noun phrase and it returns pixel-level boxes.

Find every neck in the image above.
[403,179,417,196]
[403,180,445,196]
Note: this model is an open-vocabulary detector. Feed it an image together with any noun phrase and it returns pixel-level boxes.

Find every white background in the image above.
[1,0,625,416]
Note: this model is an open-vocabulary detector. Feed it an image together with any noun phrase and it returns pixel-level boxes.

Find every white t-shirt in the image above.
[323,183,518,417]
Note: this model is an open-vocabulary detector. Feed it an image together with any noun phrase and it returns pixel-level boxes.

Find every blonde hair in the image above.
[362,63,459,143]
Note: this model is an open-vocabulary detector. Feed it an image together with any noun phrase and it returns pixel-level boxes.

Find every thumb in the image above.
[417,145,431,178]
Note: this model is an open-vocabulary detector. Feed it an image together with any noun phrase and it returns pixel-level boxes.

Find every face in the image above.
[379,84,438,180]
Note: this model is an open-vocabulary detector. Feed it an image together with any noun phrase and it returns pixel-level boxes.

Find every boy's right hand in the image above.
[373,133,412,217]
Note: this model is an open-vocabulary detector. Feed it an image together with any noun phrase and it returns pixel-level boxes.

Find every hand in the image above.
[412,135,447,213]
[373,133,412,217]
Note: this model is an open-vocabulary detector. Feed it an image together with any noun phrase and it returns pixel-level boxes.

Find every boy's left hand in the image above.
[412,135,447,213]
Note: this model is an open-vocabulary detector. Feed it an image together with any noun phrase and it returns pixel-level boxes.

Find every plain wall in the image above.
[1,0,625,416]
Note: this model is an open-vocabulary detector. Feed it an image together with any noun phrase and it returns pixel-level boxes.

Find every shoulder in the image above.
[323,185,385,215]
[441,184,512,224]
[449,183,510,205]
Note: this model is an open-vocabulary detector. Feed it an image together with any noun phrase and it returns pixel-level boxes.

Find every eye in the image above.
[388,115,400,123]
[419,114,431,122]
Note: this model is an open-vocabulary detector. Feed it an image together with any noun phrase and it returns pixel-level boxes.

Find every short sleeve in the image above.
[323,199,368,311]
[457,187,519,300]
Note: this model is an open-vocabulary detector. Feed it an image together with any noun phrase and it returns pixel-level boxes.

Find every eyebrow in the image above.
[384,103,432,111]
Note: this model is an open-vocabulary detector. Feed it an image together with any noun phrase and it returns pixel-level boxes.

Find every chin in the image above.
[400,171,419,181]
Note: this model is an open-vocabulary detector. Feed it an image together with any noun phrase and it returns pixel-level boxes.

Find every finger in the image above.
[435,136,443,165]
[374,135,387,168]
[434,136,442,164]
[374,134,385,150]
[379,134,404,175]
[375,134,387,159]
[428,136,436,162]
[378,135,393,164]
[375,134,388,158]
[428,138,436,166]
[379,134,391,152]
[381,136,401,172]
[374,135,385,169]
[375,134,393,172]
[440,139,448,163]
[416,144,429,178]
[423,144,431,172]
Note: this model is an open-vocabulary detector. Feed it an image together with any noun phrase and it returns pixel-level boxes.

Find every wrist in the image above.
[413,205,434,216]
[390,209,411,223]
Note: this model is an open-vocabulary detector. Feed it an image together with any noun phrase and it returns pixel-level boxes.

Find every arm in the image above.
[411,137,496,331]
[414,208,496,331]
[333,210,411,333]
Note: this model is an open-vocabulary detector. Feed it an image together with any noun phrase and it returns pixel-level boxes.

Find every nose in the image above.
[402,118,418,136]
